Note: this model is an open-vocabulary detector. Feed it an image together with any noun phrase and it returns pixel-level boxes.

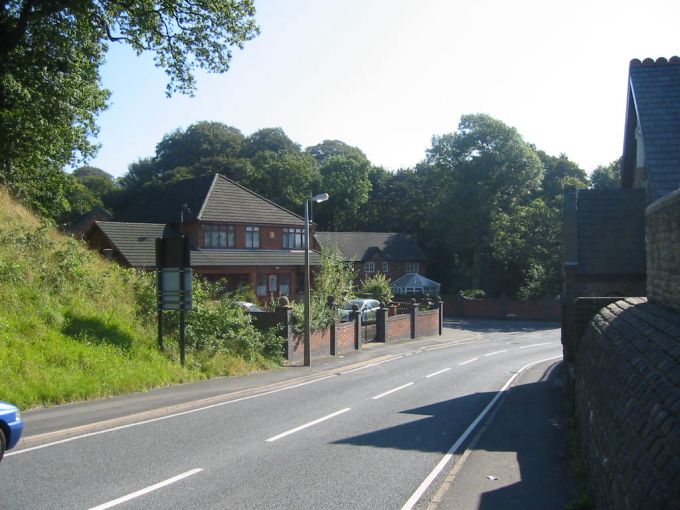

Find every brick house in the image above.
[314,232,428,282]
[85,173,320,300]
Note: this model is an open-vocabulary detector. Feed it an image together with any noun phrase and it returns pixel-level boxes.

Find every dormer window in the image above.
[203,224,234,248]
[364,261,375,273]
[246,226,260,248]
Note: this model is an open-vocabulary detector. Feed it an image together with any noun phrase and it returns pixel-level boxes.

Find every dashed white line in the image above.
[400,355,563,510]
[426,368,451,378]
[459,357,478,366]
[485,349,508,357]
[266,408,351,442]
[89,468,203,510]
[519,342,552,349]
[372,382,414,400]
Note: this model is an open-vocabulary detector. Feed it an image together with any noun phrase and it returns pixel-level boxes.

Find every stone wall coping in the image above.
[645,185,680,216]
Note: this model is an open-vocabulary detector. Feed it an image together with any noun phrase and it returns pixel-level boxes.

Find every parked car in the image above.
[236,301,265,312]
[339,299,382,322]
[0,402,24,463]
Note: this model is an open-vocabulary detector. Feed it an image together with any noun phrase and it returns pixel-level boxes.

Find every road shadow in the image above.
[333,361,576,509]
[444,317,559,334]
[62,312,134,351]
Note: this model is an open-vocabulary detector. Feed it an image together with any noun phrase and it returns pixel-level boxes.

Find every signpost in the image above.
[156,236,192,366]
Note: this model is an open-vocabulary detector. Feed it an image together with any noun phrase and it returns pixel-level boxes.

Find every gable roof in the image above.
[88,221,320,268]
[315,232,427,262]
[622,57,680,201]
[120,174,306,226]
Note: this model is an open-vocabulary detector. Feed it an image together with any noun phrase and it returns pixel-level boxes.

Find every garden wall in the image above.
[443,294,560,321]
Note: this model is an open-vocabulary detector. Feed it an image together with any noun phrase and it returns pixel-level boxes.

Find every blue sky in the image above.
[88,0,680,178]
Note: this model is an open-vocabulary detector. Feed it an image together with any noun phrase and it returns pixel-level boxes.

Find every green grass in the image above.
[0,188,279,409]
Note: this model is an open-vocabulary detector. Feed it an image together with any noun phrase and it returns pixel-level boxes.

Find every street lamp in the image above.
[304,192,329,366]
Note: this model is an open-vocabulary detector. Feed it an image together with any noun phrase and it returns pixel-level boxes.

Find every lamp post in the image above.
[304,192,329,367]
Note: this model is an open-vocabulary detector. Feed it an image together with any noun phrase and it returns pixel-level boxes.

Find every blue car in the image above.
[0,402,23,463]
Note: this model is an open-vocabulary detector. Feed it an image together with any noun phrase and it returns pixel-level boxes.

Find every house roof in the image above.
[315,232,427,262]
[390,273,441,289]
[120,174,306,226]
[575,189,646,275]
[88,221,320,268]
[623,57,680,200]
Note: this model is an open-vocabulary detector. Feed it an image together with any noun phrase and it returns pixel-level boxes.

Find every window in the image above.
[246,226,260,248]
[257,274,267,297]
[364,261,375,273]
[382,262,389,273]
[283,228,305,249]
[406,262,419,274]
[279,274,290,295]
[203,225,234,248]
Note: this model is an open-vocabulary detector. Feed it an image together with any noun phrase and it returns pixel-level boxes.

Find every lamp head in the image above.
[312,192,329,203]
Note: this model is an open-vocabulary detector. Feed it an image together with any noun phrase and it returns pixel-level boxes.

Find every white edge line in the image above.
[266,408,351,442]
[484,349,508,357]
[372,382,414,400]
[458,357,478,366]
[519,342,552,349]
[400,355,562,510]
[426,368,451,378]
[89,468,203,510]
[8,375,338,457]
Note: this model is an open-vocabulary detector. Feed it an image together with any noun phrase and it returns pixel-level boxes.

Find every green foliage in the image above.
[460,289,486,299]
[590,158,621,189]
[360,273,393,303]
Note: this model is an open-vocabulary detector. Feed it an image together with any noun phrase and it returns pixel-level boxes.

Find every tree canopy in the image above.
[0,0,259,211]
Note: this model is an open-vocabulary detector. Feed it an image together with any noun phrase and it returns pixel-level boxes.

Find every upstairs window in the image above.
[364,261,375,273]
[406,262,419,274]
[203,224,234,248]
[283,228,305,249]
[382,262,389,273]
[246,226,260,248]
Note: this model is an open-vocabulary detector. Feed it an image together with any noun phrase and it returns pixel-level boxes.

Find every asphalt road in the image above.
[0,325,562,509]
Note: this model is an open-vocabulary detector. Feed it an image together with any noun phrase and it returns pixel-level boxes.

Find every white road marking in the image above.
[400,355,562,510]
[426,368,451,378]
[519,342,552,349]
[340,355,405,374]
[485,349,508,357]
[266,408,351,442]
[458,357,478,366]
[89,468,203,510]
[9,375,338,457]
[372,382,414,400]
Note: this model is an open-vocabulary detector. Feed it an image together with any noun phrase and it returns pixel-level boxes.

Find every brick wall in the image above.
[646,188,680,313]
[386,315,411,342]
[574,298,680,509]
[416,309,439,337]
[289,328,331,362]
[443,295,560,321]
[336,321,355,354]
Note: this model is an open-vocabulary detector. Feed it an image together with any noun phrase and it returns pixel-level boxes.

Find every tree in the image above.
[590,158,621,189]
[0,1,259,214]
[423,114,544,290]
[537,151,588,203]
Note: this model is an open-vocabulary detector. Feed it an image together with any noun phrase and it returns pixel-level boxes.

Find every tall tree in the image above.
[0,1,259,214]
[590,158,621,189]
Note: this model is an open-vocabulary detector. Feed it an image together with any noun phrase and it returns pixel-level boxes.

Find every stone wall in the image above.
[575,298,680,509]
[646,188,680,313]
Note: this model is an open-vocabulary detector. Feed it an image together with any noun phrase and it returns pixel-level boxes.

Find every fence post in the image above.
[438,296,444,335]
[376,303,388,342]
[410,299,419,339]
[351,308,362,350]
[275,302,294,360]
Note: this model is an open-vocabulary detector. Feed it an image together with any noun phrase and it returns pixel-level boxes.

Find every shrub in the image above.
[360,273,393,303]
[461,289,486,299]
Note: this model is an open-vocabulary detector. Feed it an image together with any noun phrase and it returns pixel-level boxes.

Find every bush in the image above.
[360,273,393,303]
[461,289,486,299]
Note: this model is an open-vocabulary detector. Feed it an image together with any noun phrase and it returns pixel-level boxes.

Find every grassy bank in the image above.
[0,188,280,409]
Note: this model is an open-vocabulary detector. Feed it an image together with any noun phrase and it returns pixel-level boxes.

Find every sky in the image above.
[87,0,680,178]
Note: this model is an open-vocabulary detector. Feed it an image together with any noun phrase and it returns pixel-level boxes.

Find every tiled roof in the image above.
[90,221,178,267]
[121,174,305,226]
[625,57,680,200]
[90,221,319,268]
[576,189,647,274]
[315,232,427,262]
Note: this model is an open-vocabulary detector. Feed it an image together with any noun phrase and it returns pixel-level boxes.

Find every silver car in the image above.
[339,299,381,322]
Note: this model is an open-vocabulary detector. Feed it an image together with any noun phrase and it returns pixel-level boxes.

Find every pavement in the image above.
[18,319,577,509]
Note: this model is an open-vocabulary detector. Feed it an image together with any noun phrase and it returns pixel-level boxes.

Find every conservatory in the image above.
[391,273,441,297]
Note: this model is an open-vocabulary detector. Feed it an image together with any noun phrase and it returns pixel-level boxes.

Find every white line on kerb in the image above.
[426,368,451,378]
[519,342,552,349]
[400,355,562,510]
[372,382,414,400]
[485,349,508,357]
[9,375,338,457]
[89,468,203,510]
[266,408,351,442]
[458,357,478,366]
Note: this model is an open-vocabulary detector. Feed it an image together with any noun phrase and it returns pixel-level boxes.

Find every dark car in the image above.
[0,401,24,463]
